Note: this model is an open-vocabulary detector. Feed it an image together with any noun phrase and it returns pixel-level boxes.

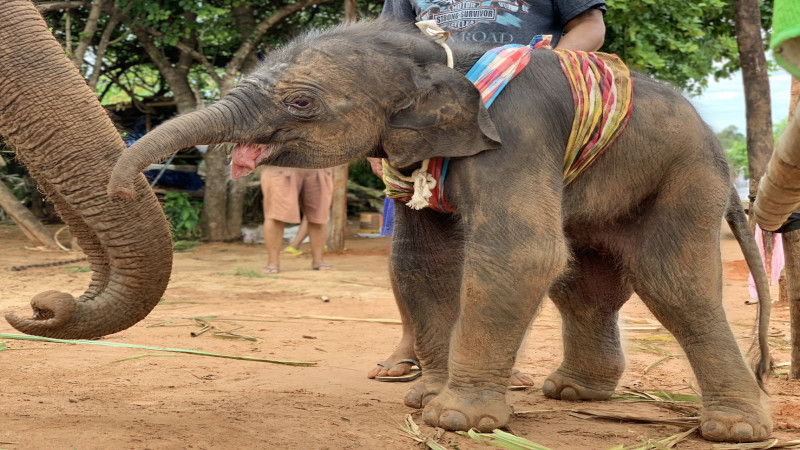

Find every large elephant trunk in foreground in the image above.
[753,104,800,231]
[1,1,173,338]
[108,96,246,200]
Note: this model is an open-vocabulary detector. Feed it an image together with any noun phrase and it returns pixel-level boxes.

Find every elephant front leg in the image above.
[422,231,569,432]
[391,209,465,409]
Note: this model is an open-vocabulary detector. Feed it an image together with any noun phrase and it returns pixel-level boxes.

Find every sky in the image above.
[688,60,793,135]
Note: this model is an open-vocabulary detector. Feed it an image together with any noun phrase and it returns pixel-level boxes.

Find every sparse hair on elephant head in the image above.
[107,19,502,199]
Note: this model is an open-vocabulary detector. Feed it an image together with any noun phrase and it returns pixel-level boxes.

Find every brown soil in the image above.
[1,221,798,449]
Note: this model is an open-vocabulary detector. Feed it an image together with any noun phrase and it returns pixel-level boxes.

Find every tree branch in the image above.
[134,24,223,88]
[70,0,105,70]
[36,1,87,13]
[224,0,336,84]
[87,7,121,89]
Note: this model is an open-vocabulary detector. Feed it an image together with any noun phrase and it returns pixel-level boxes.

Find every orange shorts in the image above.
[260,166,333,224]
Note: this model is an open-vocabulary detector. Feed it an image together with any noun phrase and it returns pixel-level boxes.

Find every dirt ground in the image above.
[0,220,798,450]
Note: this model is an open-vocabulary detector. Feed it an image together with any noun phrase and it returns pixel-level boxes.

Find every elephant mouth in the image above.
[231,142,275,179]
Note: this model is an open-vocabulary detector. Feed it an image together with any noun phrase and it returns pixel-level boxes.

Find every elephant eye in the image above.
[288,97,313,109]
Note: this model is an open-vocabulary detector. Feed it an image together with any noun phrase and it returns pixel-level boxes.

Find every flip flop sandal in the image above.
[262,266,280,274]
[313,264,334,271]
[280,246,303,257]
[374,359,422,382]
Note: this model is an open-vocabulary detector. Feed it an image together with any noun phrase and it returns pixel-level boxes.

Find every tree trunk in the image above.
[344,0,357,21]
[734,0,774,202]
[783,77,800,379]
[130,17,247,242]
[202,145,230,240]
[325,0,359,251]
[0,180,58,249]
[783,227,800,379]
[329,165,349,250]
[69,0,104,70]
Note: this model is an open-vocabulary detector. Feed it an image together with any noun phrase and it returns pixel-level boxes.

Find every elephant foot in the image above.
[404,375,445,409]
[421,386,510,432]
[542,370,615,401]
[700,399,772,442]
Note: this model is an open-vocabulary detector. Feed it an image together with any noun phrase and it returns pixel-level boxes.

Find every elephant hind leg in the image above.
[630,202,771,442]
[544,247,632,401]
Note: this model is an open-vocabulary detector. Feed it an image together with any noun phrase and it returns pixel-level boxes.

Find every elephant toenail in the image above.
[477,416,497,432]
[422,408,440,427]
[404,392,421,409]
[701,421,725,440]
[560,386,579,401]
[541,379,556,398]
[731,423,754,440]
[439,410,469,430]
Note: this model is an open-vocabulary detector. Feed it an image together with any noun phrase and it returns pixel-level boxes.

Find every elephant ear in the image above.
[383,63,502,168]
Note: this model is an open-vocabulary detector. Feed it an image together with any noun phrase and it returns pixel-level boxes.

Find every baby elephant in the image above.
[110,19,773,442]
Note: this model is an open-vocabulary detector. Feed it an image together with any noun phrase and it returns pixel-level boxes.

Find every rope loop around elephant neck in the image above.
[415,20,454,68]
[381,21,454,211]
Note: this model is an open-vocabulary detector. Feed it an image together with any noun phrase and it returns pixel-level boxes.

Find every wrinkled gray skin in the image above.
[110,20,773,442]
[0,1,173,338]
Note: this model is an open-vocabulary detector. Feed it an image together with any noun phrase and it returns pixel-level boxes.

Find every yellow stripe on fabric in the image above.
[556,50,633,185]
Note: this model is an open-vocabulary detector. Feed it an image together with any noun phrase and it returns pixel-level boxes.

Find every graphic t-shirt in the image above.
[381,0,605,46]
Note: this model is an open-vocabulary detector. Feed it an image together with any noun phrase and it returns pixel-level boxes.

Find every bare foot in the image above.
[510,368,535,387]
[368,347,417,379]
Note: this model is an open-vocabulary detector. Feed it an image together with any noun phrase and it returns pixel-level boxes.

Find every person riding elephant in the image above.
[108,20,774,442]
[367,0,607,385]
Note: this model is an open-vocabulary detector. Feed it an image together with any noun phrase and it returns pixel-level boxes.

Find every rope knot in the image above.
[406,168,437,210]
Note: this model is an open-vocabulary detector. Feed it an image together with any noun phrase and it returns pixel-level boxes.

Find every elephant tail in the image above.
[725,186,772,391]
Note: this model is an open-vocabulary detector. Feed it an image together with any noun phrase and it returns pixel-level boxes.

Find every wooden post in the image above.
[734,0,774,203]
[783,227,800,379]
[326,0,359,251]
[0,180,58,249]
[328,164,348,251]
[783,76,800,378]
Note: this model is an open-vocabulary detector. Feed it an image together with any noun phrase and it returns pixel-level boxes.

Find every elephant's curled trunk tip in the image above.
[4,290,87,339]
[107,180,138,201]
[107,163,141,200]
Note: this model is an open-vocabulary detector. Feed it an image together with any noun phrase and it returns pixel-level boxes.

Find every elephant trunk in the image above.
[753,105,800,231]
[109,93,252,200]
[2,0,173,338]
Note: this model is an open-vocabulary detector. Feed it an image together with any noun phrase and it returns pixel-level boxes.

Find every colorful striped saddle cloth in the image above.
[383,38,633,212]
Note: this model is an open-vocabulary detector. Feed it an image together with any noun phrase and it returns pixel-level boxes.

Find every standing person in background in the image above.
[261,167,334,274]
[367,0,606,383]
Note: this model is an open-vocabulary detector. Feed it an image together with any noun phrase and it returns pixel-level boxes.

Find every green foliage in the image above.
[774,117,787,138]
[349,159,384,190]
[233,266,265,278]
[605,0,773,94]
[162,192,203,241]
[717,125,748,176]
[173,240,202,252]
[0,141,30,202]
[717,120,789,177]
